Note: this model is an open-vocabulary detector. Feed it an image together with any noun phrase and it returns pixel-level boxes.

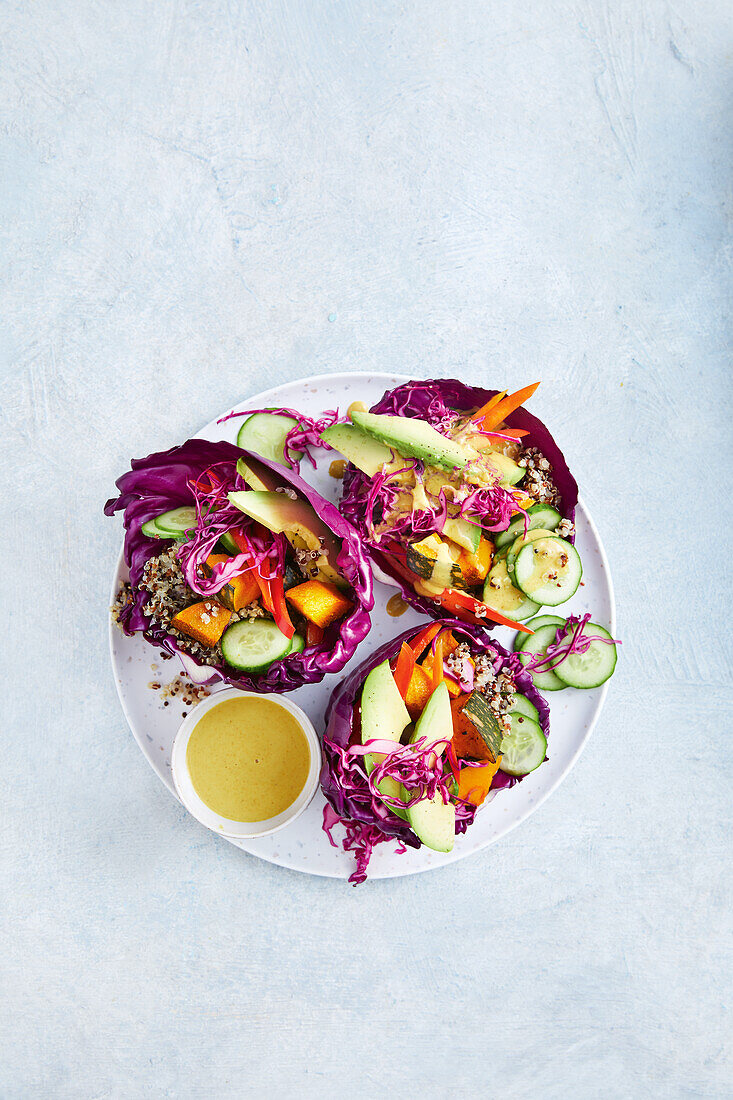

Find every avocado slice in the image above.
[350,410,476,472]
[228,490,346,589]
[361,660,411,820]
[320,423,396,477]
[236,456,282,493]
[402,682,456,852]
[443,516,481,553]
[410,478,482,553]
[485,451,525,487]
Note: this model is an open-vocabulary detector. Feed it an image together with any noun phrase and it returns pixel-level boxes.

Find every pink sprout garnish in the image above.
[523,614,621,674]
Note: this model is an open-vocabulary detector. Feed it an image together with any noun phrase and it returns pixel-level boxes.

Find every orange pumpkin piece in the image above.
[455,537,493,586]
[285,579,352,629]
[457,758,503,805]
[404,663,434,720]
[450,693,497,763]
[203,554,260,612]
[171,600,232,647]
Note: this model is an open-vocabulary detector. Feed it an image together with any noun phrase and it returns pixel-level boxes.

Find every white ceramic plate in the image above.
[109,372,616,881]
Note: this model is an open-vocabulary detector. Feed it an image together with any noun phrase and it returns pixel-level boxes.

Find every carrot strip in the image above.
[393,643,416,699]
[406,622,442,663]
[475,382,541,432]
[432,632,445,690]
[438,588,534,635]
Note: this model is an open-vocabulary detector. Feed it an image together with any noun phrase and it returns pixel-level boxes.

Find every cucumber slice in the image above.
[494,502,563,550]
[142,506,197,539]
[506,527,560,579]
[518,624,567,691]
[218,531,240,555]
[553,624,617,689]
[220,620,293,672]
[512,614,565,652]
[482,559,541,622]
[514,537,582,606]
[286,633,305,656]
[237,412,303,467]
[509,693,539,723]
[500,714,547,776]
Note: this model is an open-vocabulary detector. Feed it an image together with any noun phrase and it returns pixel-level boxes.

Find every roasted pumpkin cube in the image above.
[404,663,434,719]
[171,600,232,647]
[285,579,352,629]
[455,537,493,586]
[203,553,260,611]
[450,693,497,763]
[457,758,503,805]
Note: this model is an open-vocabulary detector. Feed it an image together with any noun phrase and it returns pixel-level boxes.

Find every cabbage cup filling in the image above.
[106,439,373,692]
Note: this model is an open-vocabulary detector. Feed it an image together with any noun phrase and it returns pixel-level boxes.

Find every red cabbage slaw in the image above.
[522,614,621,674]
[104,439,374,693]
[339,378,579,625]
[320,619,550,884]
[217,406,342,468]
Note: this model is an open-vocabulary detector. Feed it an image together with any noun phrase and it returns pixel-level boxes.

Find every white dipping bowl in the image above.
[171,688,322,840]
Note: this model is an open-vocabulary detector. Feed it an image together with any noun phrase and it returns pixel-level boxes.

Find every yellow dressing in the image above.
[186,697,310,822]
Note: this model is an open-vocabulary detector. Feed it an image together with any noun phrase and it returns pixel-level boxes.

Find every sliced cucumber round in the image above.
[509,693,539,723]
[142,506,198,539]
[553,624,617,689]
[237,412,303,467]
[286,633,306,656]
[494,502,563,550]
[220,620,293,672]
[512,614,565,652]
[506,527,560,579]
[500,714,547,776]
[482,559,541,622]
[514,537,582,606]
[518,624,567,691]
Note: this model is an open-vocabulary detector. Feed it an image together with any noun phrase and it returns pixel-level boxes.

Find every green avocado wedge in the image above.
[320,423,395,477]
[402,682,456,853]
[349,410,475,472]
[228,489,346,589]
[360,660,411,820]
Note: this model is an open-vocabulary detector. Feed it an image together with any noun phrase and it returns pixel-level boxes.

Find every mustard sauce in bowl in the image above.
[171,690,321,839]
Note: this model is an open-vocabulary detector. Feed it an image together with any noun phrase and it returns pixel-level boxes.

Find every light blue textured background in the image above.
[2,2,731,1097]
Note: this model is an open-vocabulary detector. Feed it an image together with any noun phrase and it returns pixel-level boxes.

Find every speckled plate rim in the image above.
[108,371,616,881]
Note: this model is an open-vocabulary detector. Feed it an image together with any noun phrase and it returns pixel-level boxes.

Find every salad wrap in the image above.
[321,619,550,883]
[106,438,373,691]
[332,378,579,628]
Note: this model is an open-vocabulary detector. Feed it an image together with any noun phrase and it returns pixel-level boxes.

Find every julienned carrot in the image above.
[471,382,541,432]
[432,632,445,690]
[485,427,529,440]
[405,621,442,662]
[393,643,416,699]
[438,588,535,635]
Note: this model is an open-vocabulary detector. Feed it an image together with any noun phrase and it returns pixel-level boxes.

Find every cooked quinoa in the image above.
[113,548,267,666]
[516,446,561,507]
[473,650,517,735]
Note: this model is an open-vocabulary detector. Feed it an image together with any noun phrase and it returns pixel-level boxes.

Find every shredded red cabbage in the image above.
[523,614,621,674]
[322,805,407,885]
[217,406,342,468]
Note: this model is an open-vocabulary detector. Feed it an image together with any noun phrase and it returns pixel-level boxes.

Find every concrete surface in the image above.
[1,1,731,1097]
